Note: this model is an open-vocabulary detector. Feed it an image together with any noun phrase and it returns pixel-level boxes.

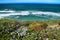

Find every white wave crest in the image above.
[0,9,15,12]
[0,10,60,19]
[32,11,60,16]
[0,10,15,12]
[0,11,29,18]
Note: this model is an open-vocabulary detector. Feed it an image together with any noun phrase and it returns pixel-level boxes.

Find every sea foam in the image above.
[0,10,60,19]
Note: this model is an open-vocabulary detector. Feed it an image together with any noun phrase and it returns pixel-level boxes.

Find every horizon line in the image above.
[0,2,60,4]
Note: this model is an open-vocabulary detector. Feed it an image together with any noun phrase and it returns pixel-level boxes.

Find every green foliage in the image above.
[42,23,48,29]
[0,19,60,40]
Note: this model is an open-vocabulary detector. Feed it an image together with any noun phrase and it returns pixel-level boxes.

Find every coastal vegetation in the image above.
[0,19,60,40]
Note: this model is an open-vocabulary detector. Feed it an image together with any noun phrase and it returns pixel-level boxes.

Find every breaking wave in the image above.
[0,9,60,20]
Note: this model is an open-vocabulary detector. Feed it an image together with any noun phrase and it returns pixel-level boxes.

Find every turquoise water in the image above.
[0,3,60,21]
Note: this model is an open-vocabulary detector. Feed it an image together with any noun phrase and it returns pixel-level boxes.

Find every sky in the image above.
[0,0,60,4]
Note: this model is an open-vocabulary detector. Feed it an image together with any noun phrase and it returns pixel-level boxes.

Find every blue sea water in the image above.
[0,3,60,21]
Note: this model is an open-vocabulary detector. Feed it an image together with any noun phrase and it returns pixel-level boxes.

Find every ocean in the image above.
[0,3,60,21]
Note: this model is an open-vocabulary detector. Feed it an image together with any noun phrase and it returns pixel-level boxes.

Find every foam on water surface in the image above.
[0,9,60,20]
